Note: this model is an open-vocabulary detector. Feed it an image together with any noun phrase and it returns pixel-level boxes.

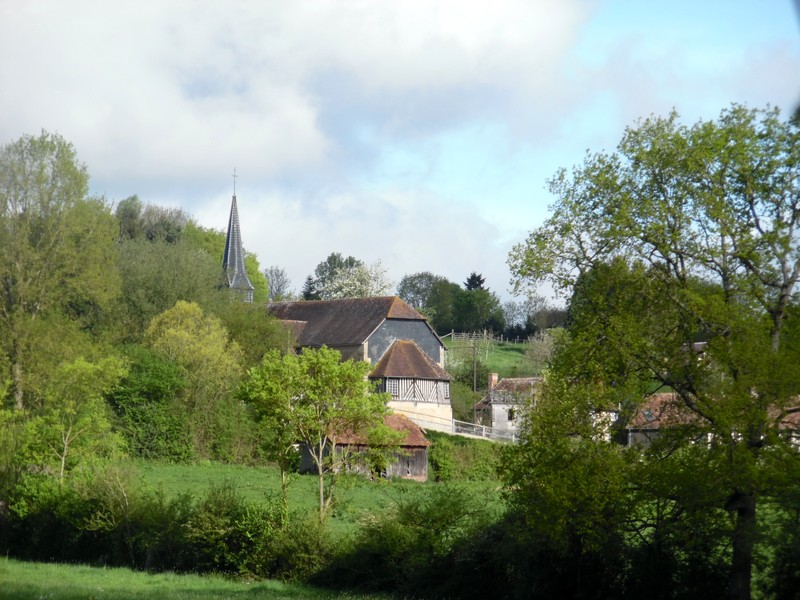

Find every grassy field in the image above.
[137,459,504,535]
[0,558,388,600]
[444,337,536,379]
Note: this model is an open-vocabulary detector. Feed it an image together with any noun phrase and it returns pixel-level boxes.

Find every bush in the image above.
[318,484,496,596]
[428,431,501,482]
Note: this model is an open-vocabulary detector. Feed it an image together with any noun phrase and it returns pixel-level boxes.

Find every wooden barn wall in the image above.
[299,443,428,481]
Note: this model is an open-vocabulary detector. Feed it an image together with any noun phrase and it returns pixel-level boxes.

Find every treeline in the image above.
[0,131,288,475]
[271,256,567,338]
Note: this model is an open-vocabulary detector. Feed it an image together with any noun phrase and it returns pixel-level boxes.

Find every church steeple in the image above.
[222,173,254,302]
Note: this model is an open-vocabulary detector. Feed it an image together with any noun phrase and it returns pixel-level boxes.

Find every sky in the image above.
[1,1,799,302]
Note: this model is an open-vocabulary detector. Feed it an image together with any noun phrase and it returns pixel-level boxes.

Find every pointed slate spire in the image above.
[223,192,254,302]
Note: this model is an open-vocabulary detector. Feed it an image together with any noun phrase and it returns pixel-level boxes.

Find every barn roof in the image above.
[268,296,431,347]
[336,413,431,447]
[370,340,450,381]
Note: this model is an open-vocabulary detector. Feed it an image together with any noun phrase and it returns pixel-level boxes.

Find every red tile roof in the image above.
[335,413,431,447]
[369,340,450,380]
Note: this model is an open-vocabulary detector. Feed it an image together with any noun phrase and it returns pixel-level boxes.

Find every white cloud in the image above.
[1,0,798,304]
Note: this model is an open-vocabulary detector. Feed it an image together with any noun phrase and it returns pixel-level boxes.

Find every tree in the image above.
[106,345,192,462]
[312,253,362,293]
[463,271,486,291]
[321,260,394,299]
[241,346,392,521]
[264,265,293,301]
[426,278,462,333]
[37,356,127,485]
[452,288,504,333]
[182,222,269,303]
[508,105,800,600]
[302,275,320,300]
[238,349,305,520]
[145,301,247,460]
[114,238,228,340]
[397,271,448,311]
[0,131,121,409]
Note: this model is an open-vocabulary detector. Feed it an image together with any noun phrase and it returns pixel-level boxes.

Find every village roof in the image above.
[474,376,541,410]
[369,340,450,381]
[627,393,700,430]
[492,377,542,395]
[627,393,800,431]
[336,413,431,447]
[268,296,434,348]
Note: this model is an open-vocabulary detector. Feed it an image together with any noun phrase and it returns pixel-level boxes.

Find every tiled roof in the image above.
[492,377,542,394]
[268,296,428,347]
[627,393,698,430]
[370,340,450,380]
[336,413,431,447]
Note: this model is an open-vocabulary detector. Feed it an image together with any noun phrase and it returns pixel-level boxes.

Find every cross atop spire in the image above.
[222,182,254,303]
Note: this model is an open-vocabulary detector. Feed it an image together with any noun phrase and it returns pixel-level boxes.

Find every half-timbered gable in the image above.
[370,340,450,404]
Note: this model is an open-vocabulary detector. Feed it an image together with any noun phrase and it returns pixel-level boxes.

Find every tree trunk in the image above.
[317,458,325,523]
[729,490,756,600]
[12,361,23,410]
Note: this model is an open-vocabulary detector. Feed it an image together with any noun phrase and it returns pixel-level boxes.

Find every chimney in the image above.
[488,373,499,389]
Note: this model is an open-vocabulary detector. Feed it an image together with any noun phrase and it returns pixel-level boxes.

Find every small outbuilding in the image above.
[299,413,432,481]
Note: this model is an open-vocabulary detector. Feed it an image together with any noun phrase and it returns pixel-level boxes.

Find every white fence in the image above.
[392,407,518,443]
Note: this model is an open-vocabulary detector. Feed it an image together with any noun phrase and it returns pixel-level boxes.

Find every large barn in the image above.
[268,297,453,432]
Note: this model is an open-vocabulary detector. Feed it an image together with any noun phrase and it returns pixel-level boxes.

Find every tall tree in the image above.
[0,131,120,409]
[463,271,486,291]
[145,301,247,460]
[264,265,293,301]
[241,346,392,521]
[397,271,448,311]
[508,105,800,600]
[302,275,320,300]
[320,260,393,299]
[182,222,268,303]
[37,356,127,485]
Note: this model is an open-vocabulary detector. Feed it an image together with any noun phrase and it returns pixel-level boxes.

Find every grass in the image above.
[137,459,503,536]
[0,558,388,599]
[444,338,536,379]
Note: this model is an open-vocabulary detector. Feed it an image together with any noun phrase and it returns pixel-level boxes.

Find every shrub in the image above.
[428,431,501,482]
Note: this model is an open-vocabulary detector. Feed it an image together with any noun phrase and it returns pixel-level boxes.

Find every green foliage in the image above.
[427,431,501,482]
[33,356,128,485]
[508,105,800,599]
[318,484,496,596]
[114,238,228,341]
[397,271,446,310]
[211,302,289,369]
[241,347,392,520]
[145,301,252,461]
[107,346,193,462]
[0,131,121,408]
[183,222,268,303]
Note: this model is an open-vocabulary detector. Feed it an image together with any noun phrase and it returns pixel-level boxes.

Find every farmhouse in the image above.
[268,296,454,432]
[475,374,541,440]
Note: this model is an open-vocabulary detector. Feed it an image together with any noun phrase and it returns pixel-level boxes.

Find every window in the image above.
[444,382,450,399]
[507,408,516,422]
[386,378,399,397]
